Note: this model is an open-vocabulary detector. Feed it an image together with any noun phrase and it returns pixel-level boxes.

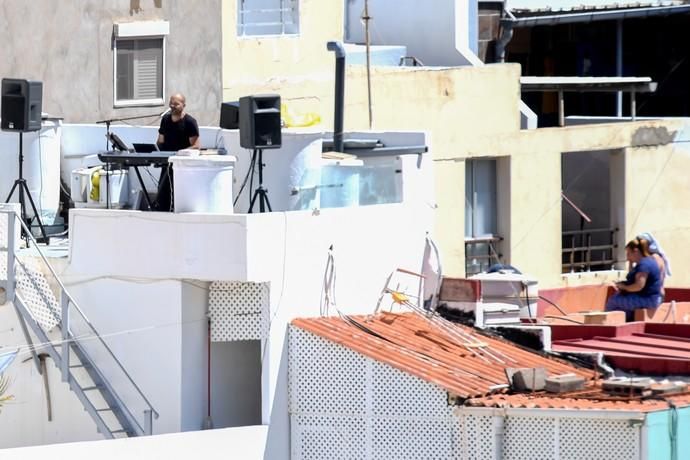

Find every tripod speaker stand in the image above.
[248,149,272,213]
[5,132,49,243]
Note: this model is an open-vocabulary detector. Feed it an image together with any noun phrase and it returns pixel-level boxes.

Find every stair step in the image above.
[70,363,92,369]
[96,408,112,412]
[111,429,129,435]
[81,385,103,392]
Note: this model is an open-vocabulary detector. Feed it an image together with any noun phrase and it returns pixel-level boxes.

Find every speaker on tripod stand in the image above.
[239,94,282,213]
[1,78,48,243]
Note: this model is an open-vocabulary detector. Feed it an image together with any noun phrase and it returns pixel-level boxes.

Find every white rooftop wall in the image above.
[0,128,433,449]
[0,425,267,460]
[0,121,61,225]
[345,0,480,66]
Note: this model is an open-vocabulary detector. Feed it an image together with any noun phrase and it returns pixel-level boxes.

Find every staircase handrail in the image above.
[3,210,160,422]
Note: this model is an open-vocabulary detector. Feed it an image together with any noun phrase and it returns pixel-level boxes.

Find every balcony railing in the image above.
[465,236,502,276]
[562,227,618,273]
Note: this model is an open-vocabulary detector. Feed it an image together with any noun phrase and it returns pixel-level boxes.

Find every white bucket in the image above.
[71,168,92,203]
[99,169,129,208]
[168,155,237,214]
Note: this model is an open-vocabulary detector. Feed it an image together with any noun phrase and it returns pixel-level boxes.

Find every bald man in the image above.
[157,93,200,151]
[154,93,200,211]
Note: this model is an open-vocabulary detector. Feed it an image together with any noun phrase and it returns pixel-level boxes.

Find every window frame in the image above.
[112,21,169,107]
[465,158,498,239]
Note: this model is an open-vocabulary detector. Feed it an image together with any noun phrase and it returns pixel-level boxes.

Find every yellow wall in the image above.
[221,1,690,288]
[222,0,343,109]
[456,119,690,287]
[624,140,690,287]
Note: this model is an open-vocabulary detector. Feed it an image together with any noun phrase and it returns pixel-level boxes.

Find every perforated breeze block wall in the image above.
[209,281,269,341]
[289,326,642,460]
[289,326,476,460]
[0,211,7,282]
[501,414,639,460]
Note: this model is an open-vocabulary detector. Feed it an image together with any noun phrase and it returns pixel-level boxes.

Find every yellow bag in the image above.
[281,103,321,128]
[89,168,102,201]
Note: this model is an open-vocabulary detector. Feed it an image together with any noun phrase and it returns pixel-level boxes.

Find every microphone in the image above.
[160,108,171,117]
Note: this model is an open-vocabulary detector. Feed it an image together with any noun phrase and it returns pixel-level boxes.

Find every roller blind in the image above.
[115,38,163,102]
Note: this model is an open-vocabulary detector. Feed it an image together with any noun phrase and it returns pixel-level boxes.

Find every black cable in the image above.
[233,149,256,207]
[538,295,568,316]
[248,149,257,210]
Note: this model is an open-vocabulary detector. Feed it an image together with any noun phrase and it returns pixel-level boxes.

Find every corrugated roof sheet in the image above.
[292,312,593,399]
[551,323,690,375]
[553,332,690,375]
[508,0,686,13]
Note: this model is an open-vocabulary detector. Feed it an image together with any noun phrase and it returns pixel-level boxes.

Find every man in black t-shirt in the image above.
[154,93,200,211]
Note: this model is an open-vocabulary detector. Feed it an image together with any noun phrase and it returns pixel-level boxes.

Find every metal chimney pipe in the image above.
[327,41,345,153]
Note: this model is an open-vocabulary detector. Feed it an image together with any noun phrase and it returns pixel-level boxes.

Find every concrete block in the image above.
[506,367,546,391]
[545,373,586,393]
[651,382,688,395]
[603,377,652,395]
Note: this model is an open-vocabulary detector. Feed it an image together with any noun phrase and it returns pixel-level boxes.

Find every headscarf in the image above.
[637,232,672,277]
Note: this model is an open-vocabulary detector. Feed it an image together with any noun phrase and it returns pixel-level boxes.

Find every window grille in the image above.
[238,0,300,36]
[562,227,619,273]
[465,236,503,276]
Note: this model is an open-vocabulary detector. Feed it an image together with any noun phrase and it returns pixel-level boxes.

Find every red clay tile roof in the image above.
[292,312,594,399]
[467,392,690,412]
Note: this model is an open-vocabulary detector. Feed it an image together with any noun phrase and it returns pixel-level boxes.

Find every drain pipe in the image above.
[327,41,345,153]
[495,20,514,63]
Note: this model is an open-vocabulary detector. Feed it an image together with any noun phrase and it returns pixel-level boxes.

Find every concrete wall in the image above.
[0,122,62,224]
[345,0,480,65]
[0,1,222,125]
[623,123,690,287]
[645,407,690,460]
[0,301,102,447]
[0,426,267,460]
[0,129,431,446]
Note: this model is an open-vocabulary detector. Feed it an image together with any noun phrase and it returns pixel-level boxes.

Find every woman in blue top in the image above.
[605,238,663,321]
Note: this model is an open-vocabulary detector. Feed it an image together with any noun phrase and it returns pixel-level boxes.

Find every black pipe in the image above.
[327,41,345,153]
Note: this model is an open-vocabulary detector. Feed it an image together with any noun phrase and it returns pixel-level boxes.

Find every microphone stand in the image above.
[96,112,164,208]
[96,112,164,150]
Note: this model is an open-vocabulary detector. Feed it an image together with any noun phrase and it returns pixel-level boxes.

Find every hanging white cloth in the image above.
[638,232,672,277]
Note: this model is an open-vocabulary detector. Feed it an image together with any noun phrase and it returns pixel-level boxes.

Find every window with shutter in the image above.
[465,159,502,275]
[114,37,164,105]
[238,0,300,36]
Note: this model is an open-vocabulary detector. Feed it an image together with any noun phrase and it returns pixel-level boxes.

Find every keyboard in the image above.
[98,150,177,167]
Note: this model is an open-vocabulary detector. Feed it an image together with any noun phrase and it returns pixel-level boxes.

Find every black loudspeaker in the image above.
[239,94,281,149]
[1,79,43,132]
[220,101,240,129]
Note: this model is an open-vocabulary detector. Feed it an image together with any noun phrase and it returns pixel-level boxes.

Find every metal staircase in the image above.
[0,207,158,438]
